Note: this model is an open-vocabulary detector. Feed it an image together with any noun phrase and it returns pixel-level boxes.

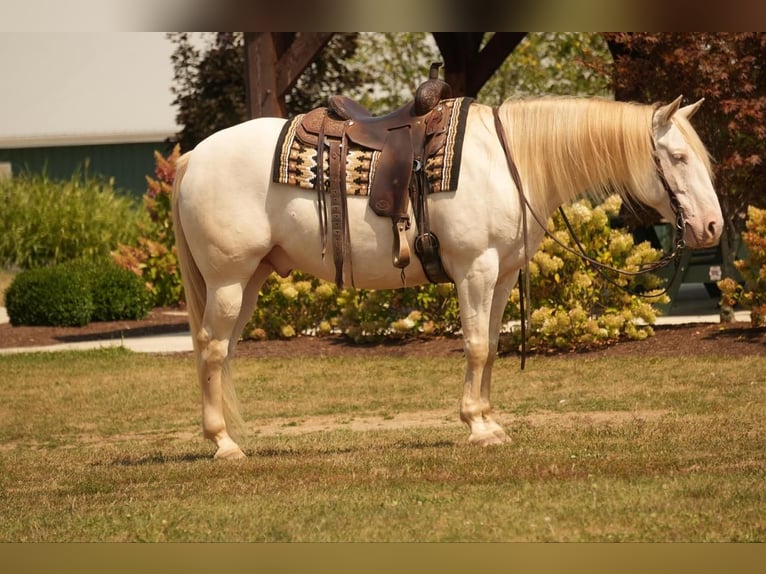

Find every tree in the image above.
[169,33,248,152]
[168,33,363,151]
[342,33,442,113]
[478,32,612,104]
[603,33,766,278]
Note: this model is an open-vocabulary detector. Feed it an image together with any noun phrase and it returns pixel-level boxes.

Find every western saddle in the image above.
[294,63,454,287]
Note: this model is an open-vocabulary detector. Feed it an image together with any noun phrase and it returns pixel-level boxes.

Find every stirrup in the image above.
[392,217,411,269]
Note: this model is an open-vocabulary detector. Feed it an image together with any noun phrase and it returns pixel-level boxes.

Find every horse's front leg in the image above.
[455,257,514,446]
[477,269,518,442]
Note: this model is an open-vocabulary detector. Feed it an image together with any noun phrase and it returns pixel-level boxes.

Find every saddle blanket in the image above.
[272,97,473,196]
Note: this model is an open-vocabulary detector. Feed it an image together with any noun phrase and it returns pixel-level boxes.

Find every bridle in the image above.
[491,107,688,368]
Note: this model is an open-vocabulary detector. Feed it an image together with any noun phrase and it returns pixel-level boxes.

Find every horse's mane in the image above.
[496,96,712,211]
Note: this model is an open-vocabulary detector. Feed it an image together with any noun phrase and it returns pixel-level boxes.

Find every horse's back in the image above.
[186,117,286,184]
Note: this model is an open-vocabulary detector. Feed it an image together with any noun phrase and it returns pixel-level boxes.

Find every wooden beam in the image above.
[432,32,526,97]
[433,33,484,96]
[245,32,283,118]
[275,32,334,96]
[245,32,333,118]
[469,32,526,94]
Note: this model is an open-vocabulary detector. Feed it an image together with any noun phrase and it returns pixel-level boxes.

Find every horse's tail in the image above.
[171,152,204,350]
[171,152,245,440]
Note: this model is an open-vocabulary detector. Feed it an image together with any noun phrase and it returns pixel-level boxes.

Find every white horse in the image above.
[172,95,722,459]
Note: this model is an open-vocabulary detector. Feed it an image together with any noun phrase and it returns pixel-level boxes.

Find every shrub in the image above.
[244,274,460,342]
[5,266,93,327]
[335,283,459,342]
[0,166,145,269]
[503,196,669,350]
[4,259,151,327]
[245,272,340,340]
[113,146,183,307]
[731,205,766,326]
[65,260,152,322]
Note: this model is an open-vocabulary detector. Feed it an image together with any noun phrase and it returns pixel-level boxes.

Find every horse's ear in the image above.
[679,98,704,121]
[653,95,684,129]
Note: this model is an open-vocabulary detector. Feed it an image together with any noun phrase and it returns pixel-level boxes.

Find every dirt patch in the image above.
[0,308,190,349]
[0,408,671,452]
[248,408,670,438]
[232,321,766,360]
[1,307,765,359]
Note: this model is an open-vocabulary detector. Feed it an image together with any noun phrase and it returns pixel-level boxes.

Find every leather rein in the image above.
[491,107,687,369]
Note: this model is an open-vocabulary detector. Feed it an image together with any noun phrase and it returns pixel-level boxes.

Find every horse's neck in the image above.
[501,99,653,213]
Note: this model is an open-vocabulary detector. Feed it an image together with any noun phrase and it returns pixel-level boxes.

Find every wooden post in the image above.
[245,32,284,118]
[244,32,333,119]
[433,32,526,97]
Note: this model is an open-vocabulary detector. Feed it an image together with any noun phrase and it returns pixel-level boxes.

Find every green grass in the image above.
[0,348,763,542]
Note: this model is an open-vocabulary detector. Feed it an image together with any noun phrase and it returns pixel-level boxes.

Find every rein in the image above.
[491,107,687,369]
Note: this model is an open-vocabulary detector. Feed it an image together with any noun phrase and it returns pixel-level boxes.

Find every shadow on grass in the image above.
[55,322,189,344]
[109,451,211,466]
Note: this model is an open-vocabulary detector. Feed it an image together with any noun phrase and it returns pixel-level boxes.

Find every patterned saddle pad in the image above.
[272,97,473,196]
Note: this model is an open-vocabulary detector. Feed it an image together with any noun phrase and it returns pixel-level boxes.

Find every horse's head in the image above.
[649,96,723,249]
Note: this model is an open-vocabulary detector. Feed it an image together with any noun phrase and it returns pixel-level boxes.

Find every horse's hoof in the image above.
[468,431,508,447]
[214,445,247,460]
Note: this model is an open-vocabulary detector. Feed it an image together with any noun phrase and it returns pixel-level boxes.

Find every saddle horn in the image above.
[415,62,452,115]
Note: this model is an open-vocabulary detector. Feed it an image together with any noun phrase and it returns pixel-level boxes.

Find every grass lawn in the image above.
[0,348,763,542]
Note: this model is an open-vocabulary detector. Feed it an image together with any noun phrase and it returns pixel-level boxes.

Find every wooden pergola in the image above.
[244,32,528,118]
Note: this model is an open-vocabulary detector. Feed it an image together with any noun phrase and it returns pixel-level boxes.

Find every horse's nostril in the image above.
[708,220,717,236]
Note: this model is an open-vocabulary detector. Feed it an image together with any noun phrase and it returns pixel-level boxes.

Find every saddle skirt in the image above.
[272,97,473,198]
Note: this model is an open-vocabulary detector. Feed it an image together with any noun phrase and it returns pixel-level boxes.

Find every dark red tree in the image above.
[604,33,766,277]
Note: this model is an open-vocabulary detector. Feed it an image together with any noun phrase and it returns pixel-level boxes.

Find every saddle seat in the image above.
[327,95,373,120]
[328,96,421,151]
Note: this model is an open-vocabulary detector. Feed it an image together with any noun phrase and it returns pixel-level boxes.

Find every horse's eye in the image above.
[671,152,687,163]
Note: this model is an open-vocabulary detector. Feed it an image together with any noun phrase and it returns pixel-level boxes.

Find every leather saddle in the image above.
[293,63,454,287]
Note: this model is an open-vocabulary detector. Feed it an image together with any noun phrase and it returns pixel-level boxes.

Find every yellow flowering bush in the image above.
[723,206,766,326]
[505,196,668,350]
[246,272,339,339]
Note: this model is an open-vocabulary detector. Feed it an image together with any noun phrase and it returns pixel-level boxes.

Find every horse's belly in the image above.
[268,191,430,289]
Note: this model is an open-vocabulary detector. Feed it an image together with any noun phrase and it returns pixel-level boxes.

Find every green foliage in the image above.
[246,273,340,340]
[4,259,151,327]
[479,32,612,104]
[336,283,460,343]
[168,32,362,150]
[345,33,441,113]
[5,266,93,327]
[245,275,460,343]
[67,260,152,322]
[0,167,144,269]
[113,146,183,307]
[505,196,669,351]
[169,32,249,152]
[730,205,766,326]
[345,33,611,113]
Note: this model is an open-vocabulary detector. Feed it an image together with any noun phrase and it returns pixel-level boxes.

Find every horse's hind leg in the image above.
[229,263,274,358]
[197,281,249,460]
